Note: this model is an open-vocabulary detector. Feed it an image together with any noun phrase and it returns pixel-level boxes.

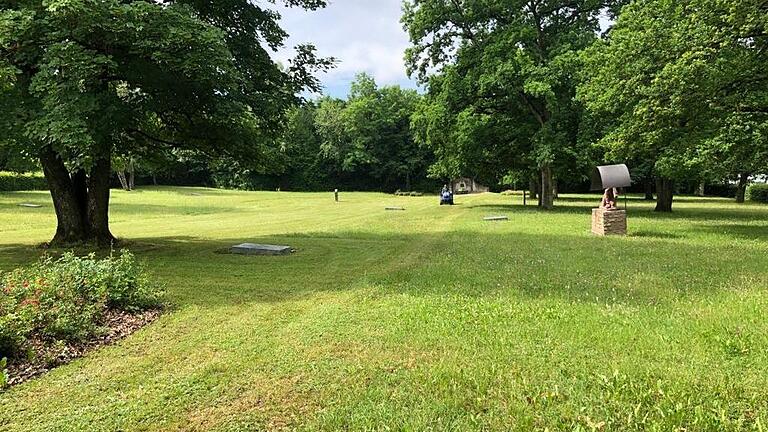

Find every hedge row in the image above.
[747,184,768,203]
[0,251,163,360]
[0,172,47,191]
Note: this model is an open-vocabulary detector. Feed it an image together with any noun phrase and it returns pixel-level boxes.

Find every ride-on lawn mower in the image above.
[440,189,454,205]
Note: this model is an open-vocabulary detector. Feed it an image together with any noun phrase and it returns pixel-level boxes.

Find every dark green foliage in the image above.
[0,0,332,244]
[315,74,435,192]
[0,172,47,191]
[0,357,7,389]
[580,0,768,208]
[403,0,626,209]
[0,251,163,359]
[209,74,438,193]
[748,184,768,203]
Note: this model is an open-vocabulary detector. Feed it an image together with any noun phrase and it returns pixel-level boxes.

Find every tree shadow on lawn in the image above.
[108,202,237,217]
[2,224,765,309]
[629,231,684,239]
[27,228,756,309]
[696,224,768,241]
[553,194,742,205]
[469,201,767,224]
[0,191,52,208]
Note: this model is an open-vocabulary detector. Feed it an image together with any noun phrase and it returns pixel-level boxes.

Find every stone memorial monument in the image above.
[590,164,631,236]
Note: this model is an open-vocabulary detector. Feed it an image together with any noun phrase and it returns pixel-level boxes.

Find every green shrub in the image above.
[0,357,8,389]
[0,251,163,359]
[102,252,163,311]
[0,300,36,357]
[747,184,768,203]
[0,172,47,191]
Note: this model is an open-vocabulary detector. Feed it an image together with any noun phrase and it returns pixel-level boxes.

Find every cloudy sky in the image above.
[272,0,419,98]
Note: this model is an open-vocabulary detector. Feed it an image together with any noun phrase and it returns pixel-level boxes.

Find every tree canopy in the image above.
[403,0,626,208]
[0,0,331,244]
[579,0,768,210]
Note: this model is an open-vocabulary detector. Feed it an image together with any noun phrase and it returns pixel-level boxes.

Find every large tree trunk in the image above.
[539,165,554,210]
[655,177,674,212]
[41,144,116,247]
[696,181,706,197]
[736,172,750,203]
[405,171,411,191]
[644,179,655,200]
[86,151,116,246]
[116,170,129,190]
[528,177,538,200]
[128,158,135,190]
[39,147,88,245]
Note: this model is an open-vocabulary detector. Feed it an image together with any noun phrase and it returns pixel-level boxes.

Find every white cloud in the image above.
[271,0,418,97]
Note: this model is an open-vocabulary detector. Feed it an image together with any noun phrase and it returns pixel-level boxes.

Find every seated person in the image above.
[601,187,619,210]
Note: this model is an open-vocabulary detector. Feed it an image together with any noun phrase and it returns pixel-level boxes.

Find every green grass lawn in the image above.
[1,187,768,431]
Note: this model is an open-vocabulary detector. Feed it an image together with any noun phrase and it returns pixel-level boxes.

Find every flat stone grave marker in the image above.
[230,243,292,256]
[18,203,42,208]
[484,215,509,221]
[385,207,406,211]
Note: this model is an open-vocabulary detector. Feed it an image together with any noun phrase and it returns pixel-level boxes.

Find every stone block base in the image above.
[592,208,627,236]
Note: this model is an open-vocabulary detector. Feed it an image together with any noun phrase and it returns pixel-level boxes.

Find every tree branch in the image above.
[127,129,185,148]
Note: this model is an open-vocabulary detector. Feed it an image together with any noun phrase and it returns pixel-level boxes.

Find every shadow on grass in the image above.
[109,203,237,217]
[3,226,763,309]
[697,224,768,241]
[629,231,684,239]
[468,200,767,224]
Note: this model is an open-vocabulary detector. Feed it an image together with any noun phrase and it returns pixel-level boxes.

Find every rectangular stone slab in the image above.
[230,243,292,255]
[484,216,509,221]
[18,203,42,208]
[385,207,406,211]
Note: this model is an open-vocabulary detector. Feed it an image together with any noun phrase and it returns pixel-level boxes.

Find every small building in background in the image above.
[451,177,489,194]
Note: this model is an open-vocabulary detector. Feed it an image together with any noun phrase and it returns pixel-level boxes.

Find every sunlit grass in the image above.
[1,187,767,430]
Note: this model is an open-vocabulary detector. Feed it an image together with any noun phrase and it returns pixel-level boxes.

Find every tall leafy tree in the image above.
[315,95,350,178]
[402,0,625,209]
[580,0,768,211]
[315,73,430,191]
[343,73,427,190]
[0,0,331,245]
[278,102,329,190]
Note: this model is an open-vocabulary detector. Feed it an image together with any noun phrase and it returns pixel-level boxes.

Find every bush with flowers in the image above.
[0,251,163,359]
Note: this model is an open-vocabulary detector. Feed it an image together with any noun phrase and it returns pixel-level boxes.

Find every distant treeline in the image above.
[105,74,441,193]
[211,74,438,192]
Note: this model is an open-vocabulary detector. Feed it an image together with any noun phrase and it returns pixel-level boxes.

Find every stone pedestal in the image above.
[591,208,627,236]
